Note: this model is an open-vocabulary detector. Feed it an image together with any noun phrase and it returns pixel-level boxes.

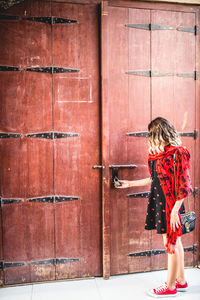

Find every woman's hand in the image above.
[170,209,181,232]
[115,180,131,189]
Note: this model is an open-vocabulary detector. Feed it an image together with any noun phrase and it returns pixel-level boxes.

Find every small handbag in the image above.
[173,153,196,234]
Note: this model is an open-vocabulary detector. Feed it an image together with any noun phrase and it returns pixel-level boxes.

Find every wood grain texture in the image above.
[53,2,101,279]
[101,0,111,279]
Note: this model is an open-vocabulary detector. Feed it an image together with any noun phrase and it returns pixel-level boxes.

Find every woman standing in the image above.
[115,117,193,298]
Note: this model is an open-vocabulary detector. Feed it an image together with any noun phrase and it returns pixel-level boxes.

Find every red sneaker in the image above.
[175,280,188,291]
[148,283,177,298]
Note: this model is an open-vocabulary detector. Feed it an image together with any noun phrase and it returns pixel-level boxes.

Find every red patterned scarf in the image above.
[148,144,193,254]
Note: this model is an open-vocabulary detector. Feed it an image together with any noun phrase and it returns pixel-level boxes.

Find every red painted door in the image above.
[0,1,101,285]
[101,1,199,278]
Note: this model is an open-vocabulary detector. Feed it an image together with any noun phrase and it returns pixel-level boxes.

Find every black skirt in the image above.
[145,159,185,234]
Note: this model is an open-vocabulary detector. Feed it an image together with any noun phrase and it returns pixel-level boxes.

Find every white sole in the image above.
[147,289,178,298]
[177,287,188,292]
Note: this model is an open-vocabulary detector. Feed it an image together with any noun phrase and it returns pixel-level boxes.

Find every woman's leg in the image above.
[176,237,186,284]
[162,234,179,290]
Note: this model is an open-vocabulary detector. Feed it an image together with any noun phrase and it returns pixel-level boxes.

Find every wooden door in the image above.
[0,0,101,285]
[101,1,200,278]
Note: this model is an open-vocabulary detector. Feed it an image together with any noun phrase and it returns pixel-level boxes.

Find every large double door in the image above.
[0,0,199,285]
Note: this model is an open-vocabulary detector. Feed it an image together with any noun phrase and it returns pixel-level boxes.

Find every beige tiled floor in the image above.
[0,268,200,300]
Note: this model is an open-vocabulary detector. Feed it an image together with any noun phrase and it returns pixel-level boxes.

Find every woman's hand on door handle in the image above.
[115,177,152,188]
[115,180,131,188]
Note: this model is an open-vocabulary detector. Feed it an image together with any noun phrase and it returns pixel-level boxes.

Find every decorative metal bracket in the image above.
[25,66,80,74]
[23,16,78,25]
[25,132,80,139]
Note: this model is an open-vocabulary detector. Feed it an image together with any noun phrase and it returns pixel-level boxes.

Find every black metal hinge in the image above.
[25,66,80,74]
[0,258,81,269]
[128,249,166,257]
[23,16,78,25]
[0,14,19,20]
[25,132,80,139]
[0,198,23,207]
[0,133,22,138]
[29,258,80,265]
[0,66,20,71]
[126,70,198,79]
[177,71,198,80]
[125,23,173,31]
[127,130,198,139]
[27,196,80,203]
[125,23,198,35]
[109,164,137,169]
[125,70,174,77]
[127,192,150,198]
[55,196,80,203]
[177,25,198,35]
[0,262,25,269]
[126,132,149,137]
[179,129,198,139]
[128,245,197,257]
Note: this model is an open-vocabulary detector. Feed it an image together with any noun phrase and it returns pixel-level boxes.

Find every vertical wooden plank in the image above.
[105,4,129,276]
[101,0,111,279]
[53,2,101,279]
[127,7,151,273]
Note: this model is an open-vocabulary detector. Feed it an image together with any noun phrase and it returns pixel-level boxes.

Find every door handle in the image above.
[109,164,137,187]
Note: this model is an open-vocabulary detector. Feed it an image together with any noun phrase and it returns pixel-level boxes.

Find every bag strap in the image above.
[173,152,190,210]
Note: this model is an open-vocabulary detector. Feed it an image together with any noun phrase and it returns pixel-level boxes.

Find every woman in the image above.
[115,117,193,298]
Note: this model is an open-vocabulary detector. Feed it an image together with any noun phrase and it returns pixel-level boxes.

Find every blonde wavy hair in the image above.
[148,117,182,154]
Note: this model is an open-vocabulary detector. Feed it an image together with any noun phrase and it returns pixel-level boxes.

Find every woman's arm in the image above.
[115,177,152,188]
